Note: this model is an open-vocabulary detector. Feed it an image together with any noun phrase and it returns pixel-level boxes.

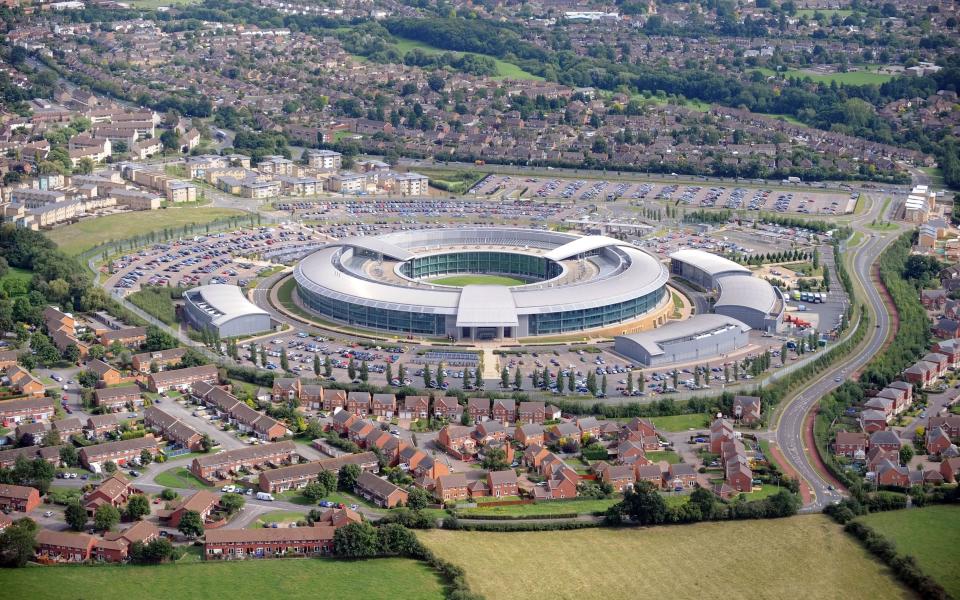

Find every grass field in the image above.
[47,208,244,256]
[427,274,526,287]
[126,0,200,8]
[153,466,212,491]
[390,37,542,81]
[858,505,960,597]
[645,450,682,464]
[418,516,907,600]
[758,66,894,86]
[647,413,710,432]
[4,558,444,600]
[796,8,854,18]
[254,510,307,528]
[458,497,619,518]
[0,266,32,294]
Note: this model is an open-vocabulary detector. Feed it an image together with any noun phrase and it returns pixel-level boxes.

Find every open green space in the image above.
[858,505,960,597]
[389,36,543,81]
[128,286,185,325]
[47,208,244,256]
[418,515,906,600]
[648,413,710,432]
[153,466,212,491]
[4,558,444,600]
[427,274,526,287]
[867,221,898,231]
[458,497,619,518]
[737,484,782,502]
[795,8,854,18]
[0,266,33,295]
[126,0,200,8]
[253,510,308,528]
[757,66,894,86]
[645,450,682,464]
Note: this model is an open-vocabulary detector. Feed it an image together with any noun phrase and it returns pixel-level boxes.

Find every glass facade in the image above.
[297,286,447,335]
[527,287,666,335]
[400,252,562,282]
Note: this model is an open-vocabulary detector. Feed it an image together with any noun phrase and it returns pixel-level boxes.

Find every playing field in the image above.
[3,558,444,600]
[427,274,526,287]
[858,505,960,597]
[418,516,907,600]
[47,207,244,256]
[390,37,542,81]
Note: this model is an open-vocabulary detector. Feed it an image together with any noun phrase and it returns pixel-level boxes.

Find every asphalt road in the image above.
[771,194,900,511]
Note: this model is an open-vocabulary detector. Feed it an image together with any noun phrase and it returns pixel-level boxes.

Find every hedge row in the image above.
[456,512,579,521]
[843,522,949,600]
[441,518,600,532]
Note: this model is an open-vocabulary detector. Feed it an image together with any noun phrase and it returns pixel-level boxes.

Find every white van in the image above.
[256,492,274,502]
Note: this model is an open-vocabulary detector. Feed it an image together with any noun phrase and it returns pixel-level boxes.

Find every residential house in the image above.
[903,360,938,387]
[732,395,761,424]
[0,483,42,512]
[870,430,902,453]
[492,399,516,424]
[860,410,889,434]
[147,365,219,393]
[93,520,160,563]
[666,463,697,489]
[576,417,602,439]
[258,452,378,493]
[399,396,429,420]
[85,414,120,439]
[100,327,147,348]
[162,490,219,528]
[36,530,96,562]
[928,415,960,438]
[926,427,953,456]
[435,473,469,502]
[52,417,83,439]
[834,431,869,458]
[5,365,45,398]
[517,401,546,425]
[79,435,159,471]
[204,526,336,560]
[83,473,138,516]
[514,423,545,447]
[346,391,371,416]
[371,394,396,418]
[93,385,143,412]
[87,359,121,386]
[710,418,735,453]
[467,397,490,423]
[939,457,960,483]
[322,389,347,412]
[355,471,408,508]
[144,406,203,451]
[0,396,55,426]
[635,464,664,488]
[596,463,635,492]
[474,420,508,445]
[272,378,301,402]
[189,441,297,482]
[437,424,476,457]
[487,470,518,497]
[434,397,463,421]
[131,348,187,373]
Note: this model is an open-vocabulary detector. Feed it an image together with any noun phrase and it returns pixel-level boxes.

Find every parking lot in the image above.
[469,175,856,215]
[103,224,322,295]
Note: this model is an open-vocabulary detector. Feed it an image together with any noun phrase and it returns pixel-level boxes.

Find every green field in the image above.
[4,558,444,600]
[419,516,907,600]
[458,497,619,518]
[254,510,308,528]
[153,466,212,491]
[427,274,526,287]
[858,505,960,597]
[647,413,711,432]
[0,266,32,294]
[796,8,854,18]
[126,0,200,8]
[47,207,244,256]
[390,37,543,81]
[758,66,894,86]
[645,450,682,464]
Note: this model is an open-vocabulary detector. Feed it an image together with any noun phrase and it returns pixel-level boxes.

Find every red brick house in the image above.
[93,385,143,412]
[666,463,697,489]
[926,427,953,455]
[399,396,429,420]
[36,530,96,562]
[435,473,469,502]
[322,389,347,412]
[131,348,187,373]
[733,395,761,424]
[517,401,545,425]
[83,473,138,516]
[870,430,902,453]
[100,327,147,348]
[491,399,516,424]
[487,470,518,497]
[190,441,297,482]
[635,464,664,488]
[204,526,336,560]
[79,435,160,471]
[438,424,476,457]
[147,365,218,393]
[939,457,960,483]
[163,490,219,528]
[434,397,463,421]
[834,431,869,458]
[355,471,408,508]
[371,394,396,418]
[597,463,635,492]
[6,365,46,398]
[928,415,960,438]
[903,361,937,387]
[710,419,735,453]
[474,420,508,445]
[861,410,889,433]
[467,397,490,423]
[346,391,371,416]
[514,423,545,447]
[0,483,41,512]
[0,395,54,427]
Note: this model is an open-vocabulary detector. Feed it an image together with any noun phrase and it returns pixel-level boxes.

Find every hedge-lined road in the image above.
[772,194,901,512]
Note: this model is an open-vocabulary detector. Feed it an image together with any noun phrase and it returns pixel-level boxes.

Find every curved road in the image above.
[772,194,900,511]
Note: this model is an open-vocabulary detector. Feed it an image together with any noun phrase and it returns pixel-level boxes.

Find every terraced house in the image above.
[190,441,298,482]
[79,435,160,471]
[257,452,378,493]
[0,395,54,426]
[93,385,143,412]
[354,471,408,508]
[204,526,337,560]
[144,406,204,451]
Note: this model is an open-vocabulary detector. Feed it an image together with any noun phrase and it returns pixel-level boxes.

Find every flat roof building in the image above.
[668,249,751,290]
[614,314,751,366]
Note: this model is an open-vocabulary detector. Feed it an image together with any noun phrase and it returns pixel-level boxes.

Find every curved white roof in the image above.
[338,236,414,261]
[543,235,635,261]
[668,249,750,277]
[714,276,778,314]
[294,228,669,318]
[184,284,270,326]
[617,314,750,357]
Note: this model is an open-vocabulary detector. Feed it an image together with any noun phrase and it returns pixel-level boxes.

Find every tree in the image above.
[474,367,483,388]
[160,129,180,151]
[130,537,174,564]
[140,449,153,466]
[348,358,357,381]
[422,363,432,388]
[313,353,321,377]
[318,470,338,494]
[59,445,79,467]
[160,488,178,501]
[280,347,289,372]
[219,492,245,515]
[616,481,667,525]
[87,344,106,361]
[94,504,121,532]
[501,367,509,389]
[766,490,801,517]
[65,500,88,531]
[324,355,333,378]
[200,433,214,452]
[303,481,329,502]
[377,522,419,555]
[462,367,472,389]
[480,447,509,471]
[513,367,522,390]
[0,517,38,567]
[899,444,914,465]
[333,522,380,557]
[407,487,431,510]
[103,460,117,474]
[41,429,61,448]
[435,362,445,388]
[125,494,150,521]
[601,374,608,396]
[427,73,446,93]
[338,464,361,491]
[177,510,204,538]
[359,360,369,382]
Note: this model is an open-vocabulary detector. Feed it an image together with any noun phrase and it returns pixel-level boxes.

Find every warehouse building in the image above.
[613,314,751,367]
[182,284,272,338]
[668,249,750,291]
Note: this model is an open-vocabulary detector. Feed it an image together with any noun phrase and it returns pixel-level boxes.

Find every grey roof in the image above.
[338,235,414,261]
[543,235,635,261]
[714,276,779,314]
[668,249,751,277]
[184,284,269,326]
[616,314,750,357]
[456,285,519,327]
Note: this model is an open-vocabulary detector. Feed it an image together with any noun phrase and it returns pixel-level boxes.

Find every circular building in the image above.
[293,228,671,340]
[668,249,750,291]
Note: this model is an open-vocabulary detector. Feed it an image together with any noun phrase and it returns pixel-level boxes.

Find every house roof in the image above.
[205,525,336,544]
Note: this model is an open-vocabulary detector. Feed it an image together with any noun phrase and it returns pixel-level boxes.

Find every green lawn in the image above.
[427,274,526,287]
[419,516,908,600]
[645,450,681,464]
[648,413,710,432]
[253,510,308,528]
[4,558,444,600]
[737,484,781,502]
[757,66,894,86]
[273,489,317,506]
[458,497,619,518]
[153,466,212,490]
[47,208,244,256]
[858,505,960,597]
[390,37,542,81]
[795,8,854,18]
[127,0,200,7]
[0,266,32,294]
[324,490,382,511]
